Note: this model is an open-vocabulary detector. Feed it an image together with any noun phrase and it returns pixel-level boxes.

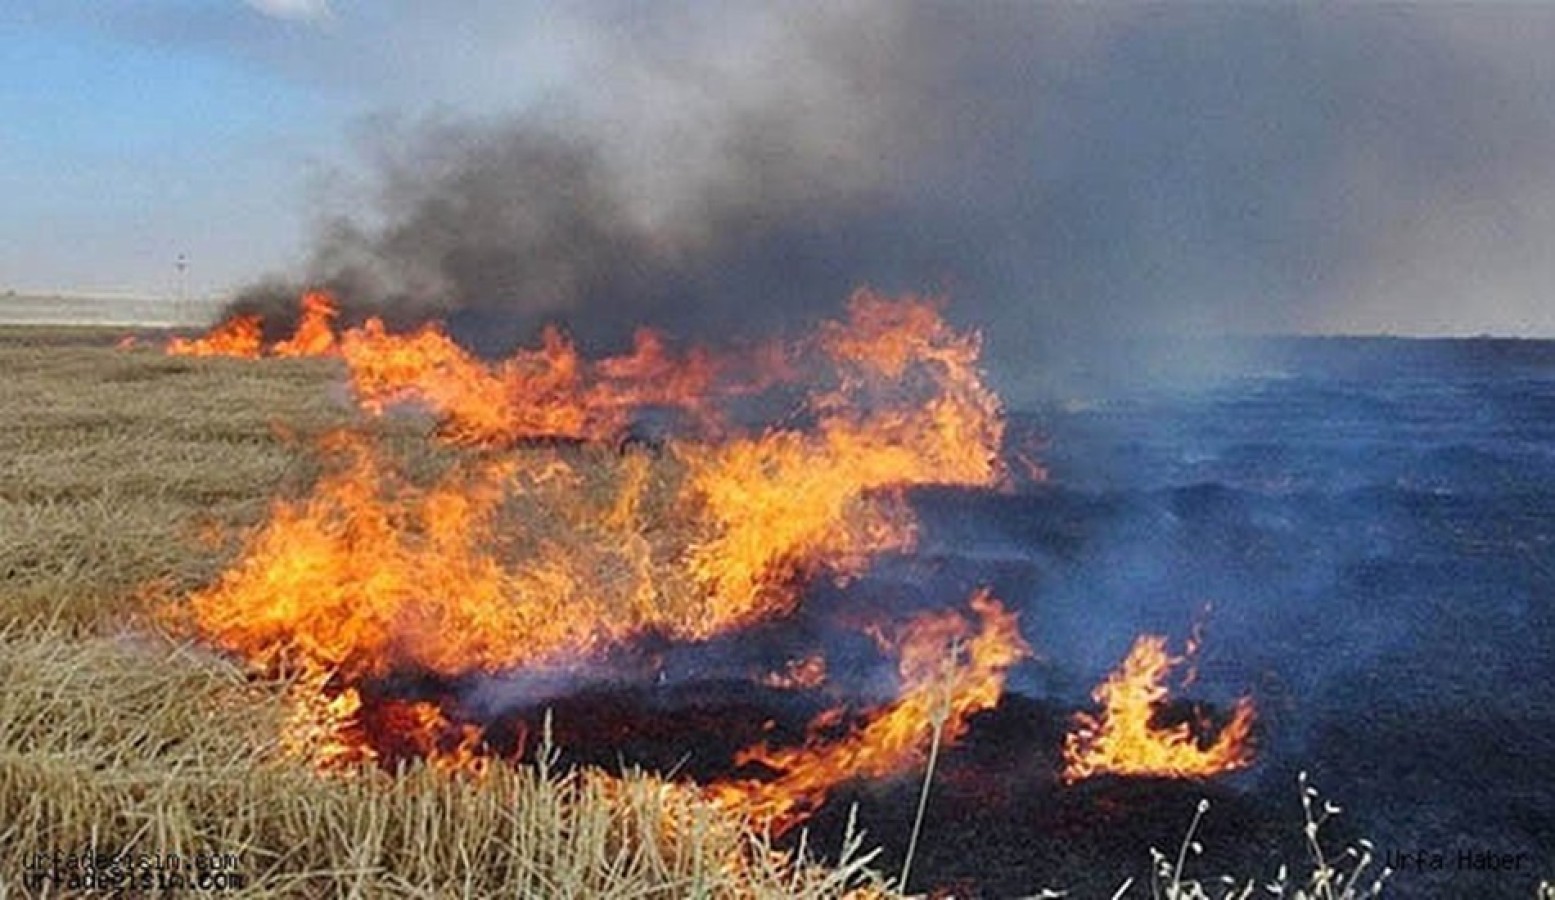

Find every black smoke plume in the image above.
[232,3,1555,386]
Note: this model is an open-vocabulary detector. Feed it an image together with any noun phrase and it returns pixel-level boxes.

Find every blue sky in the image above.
[1,1,574,296]
[5,3,1555,337]
[2,4,345,294]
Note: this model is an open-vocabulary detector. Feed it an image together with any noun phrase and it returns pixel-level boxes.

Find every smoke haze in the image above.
[224,3,1555,379]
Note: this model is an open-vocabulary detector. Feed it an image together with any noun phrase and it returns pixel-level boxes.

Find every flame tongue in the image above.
[708,590,1029,833]
[167,292,339,359]
[272,291,340,357]
[1062,635,1256,783]
[676,292,1006,628]
[166,314,264,357]
[185,435,612,681]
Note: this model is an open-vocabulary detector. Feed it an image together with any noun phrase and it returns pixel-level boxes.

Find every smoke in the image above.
[233,3,1555,384]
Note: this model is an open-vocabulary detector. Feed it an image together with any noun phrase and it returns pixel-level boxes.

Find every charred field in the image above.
[2,317,1553,899]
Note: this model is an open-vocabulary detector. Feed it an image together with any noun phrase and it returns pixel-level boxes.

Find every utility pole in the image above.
[175,253,189,322]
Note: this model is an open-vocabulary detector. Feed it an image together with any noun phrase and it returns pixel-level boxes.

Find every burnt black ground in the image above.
[443,337,1552,898]
[877,337,1555,898]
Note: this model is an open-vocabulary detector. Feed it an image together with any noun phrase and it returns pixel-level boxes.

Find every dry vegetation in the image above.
[0,327,1406,898]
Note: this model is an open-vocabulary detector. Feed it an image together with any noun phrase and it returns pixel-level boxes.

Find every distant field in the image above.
[0,292,227,328]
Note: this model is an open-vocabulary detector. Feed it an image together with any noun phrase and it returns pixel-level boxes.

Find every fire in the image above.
[341,319,621,444]
[676,292,1006,628]
[133,289,775,446]
[155,286,1250,835]
[709,590,1029,833]
[183,432,662,681]
[340,316,783,446]
[279,674,489,775]
[182,291,1008,673]
[163,292,340,359]
[168,291,1021,803]
[278,675,371,770]
[272,290,340,357]
[1062,634,1256,783]
[761,654,828,691]
[166,313,263,358]
[341,318,538,441]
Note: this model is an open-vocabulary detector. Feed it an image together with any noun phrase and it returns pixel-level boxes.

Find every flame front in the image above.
[1062,634,1256,783]
[160,286,1255,832]
[170,290,1018,803]
[184,434,622,680]
[709,590,1029,833]
[272,291,340,357]
[165,292,340,359]
[182,291,1009,664]
[677,293,1005,627]
[166,314,264,358]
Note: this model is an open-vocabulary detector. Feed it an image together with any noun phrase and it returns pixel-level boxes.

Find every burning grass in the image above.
[0,315,1398,897]
[0,328,889,897]
[1063,634,1257,784]
[147,291,1044,808]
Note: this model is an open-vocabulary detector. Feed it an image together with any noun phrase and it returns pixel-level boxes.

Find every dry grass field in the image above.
[0,327,1410,898]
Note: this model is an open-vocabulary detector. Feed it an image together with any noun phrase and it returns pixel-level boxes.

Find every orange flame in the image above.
[279,675,488,776]
[1062,634,1255,783]
[341,318,531,440]
[182,292,1009,668]
[339,319,787,446]
[277,676,373,771]
[181,433,670,680]
[709,590,1029,832]
[166,314,264,358]
[341,319,615,444]
[165,291,340,358]
[272,291,340,357]
[170,290,1030,813]
[761,654,828,691]
[676,291,1007,628]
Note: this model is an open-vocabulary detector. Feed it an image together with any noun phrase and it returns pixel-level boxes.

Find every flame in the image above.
[278,675,375,771]
[675,291,1007,628]
[272,290,340,357]
[1062,634,1255,783]
[340,318,784,446]
[709,590,1029,832]
[166,314,264,358]
[341,319,612,444]
[169,290,1032,822]
[164,292,340,358]
[341,318,532,440]
[279,674,489,776]
[152,283,1275,842]
[182,433,671,681]
[761,654,828,691]
[182,292,1008,671]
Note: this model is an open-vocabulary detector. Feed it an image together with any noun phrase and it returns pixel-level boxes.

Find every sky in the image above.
[0,1,581,298]
[5,2,1555,338]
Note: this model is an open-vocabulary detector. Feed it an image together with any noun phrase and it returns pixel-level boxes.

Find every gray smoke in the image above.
[232,2,1555,387]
